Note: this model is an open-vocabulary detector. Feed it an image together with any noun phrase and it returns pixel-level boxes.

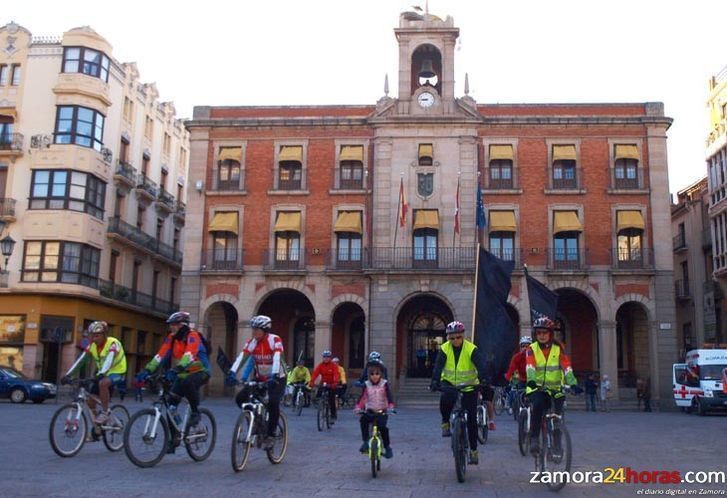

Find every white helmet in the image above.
[519,336,533,346]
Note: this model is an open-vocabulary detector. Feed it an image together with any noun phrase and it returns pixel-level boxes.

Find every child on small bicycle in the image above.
[354,358,395,459]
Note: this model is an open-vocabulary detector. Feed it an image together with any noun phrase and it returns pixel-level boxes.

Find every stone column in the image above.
[598,320,619,401]
[314,320,332,360]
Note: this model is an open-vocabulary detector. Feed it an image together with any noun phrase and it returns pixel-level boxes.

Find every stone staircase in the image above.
[395,376,439,408]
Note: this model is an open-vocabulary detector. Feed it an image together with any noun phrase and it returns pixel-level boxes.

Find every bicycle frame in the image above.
[143,379,191,441]
[239,381,269,447]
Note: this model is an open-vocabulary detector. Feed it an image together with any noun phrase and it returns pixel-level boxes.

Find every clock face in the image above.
[418,92,435,108]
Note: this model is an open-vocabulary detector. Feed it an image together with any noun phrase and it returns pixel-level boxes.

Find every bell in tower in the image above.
[411,44,442,95]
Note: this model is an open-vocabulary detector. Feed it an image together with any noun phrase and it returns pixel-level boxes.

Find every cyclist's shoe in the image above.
[359,441,369,453]
[263,436,275,450]
[529,435,540,456]
[188,411,201,428]
[94,410,110,425]
[488,420,496,431]
[384,446,393,459]
[468,449,479,465]
[441,422,451,437]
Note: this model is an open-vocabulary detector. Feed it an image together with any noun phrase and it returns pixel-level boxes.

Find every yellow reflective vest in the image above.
[88,336,127,376]
[526,342,565,398]
[440,340,480,392]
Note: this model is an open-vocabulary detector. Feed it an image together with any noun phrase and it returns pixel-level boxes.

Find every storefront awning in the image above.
[489,144,513,161]
[418,144,433,159]
[340,145,363,162]
[413,209,439,230]
[617,210,645,231]
[553,211,582,233]
[208,212,238,234]
[615,144,639,161]
[488,211,516,232]
[333,211,362,234]
[552,144,577,161]
[274,211,301,232]
[279,145,303,162]
[219,147,241,162]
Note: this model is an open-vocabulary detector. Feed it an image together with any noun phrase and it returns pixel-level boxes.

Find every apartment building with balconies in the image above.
[0,22,189,383]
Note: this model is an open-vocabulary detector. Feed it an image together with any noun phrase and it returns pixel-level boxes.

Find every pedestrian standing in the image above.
[585,374,597,412]
[600,374,611,412]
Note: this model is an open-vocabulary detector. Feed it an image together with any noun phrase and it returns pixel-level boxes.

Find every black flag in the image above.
[524,267,559,322]
[473,248,515,386]
[216,346,232,374]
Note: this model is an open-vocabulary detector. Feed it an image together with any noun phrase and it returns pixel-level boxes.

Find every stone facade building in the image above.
[0,23,189,383]
[183,11,676,404]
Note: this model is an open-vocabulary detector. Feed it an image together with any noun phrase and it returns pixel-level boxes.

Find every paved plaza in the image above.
[1,397,725,497]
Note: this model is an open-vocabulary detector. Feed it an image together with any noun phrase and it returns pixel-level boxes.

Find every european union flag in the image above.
[473,248,515,385]
[476,181,486,229]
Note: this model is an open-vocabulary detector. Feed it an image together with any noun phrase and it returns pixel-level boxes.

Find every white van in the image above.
[672,349,727,414]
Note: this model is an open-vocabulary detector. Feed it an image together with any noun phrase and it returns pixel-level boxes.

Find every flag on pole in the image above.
[473,247,515,385]
[216,346,232,374]
[454,176,461,235]
[398,177,408,228]
[476,180,486,229]
[524,266,559,322]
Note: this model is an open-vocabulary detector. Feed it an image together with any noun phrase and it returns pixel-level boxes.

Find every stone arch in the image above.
[551,281,602,323]
[330,293,366,311]
[553,286,601,374]
[252,280,316,312]
[613,293,654,322]
[202,301,238,396]
[615,300,652,388]
[330,301,366,371]
[255,288,316,367]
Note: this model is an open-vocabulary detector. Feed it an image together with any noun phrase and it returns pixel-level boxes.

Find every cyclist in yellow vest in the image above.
[430,320,488,465]
[525,316,579,455]
[62,321,127,424]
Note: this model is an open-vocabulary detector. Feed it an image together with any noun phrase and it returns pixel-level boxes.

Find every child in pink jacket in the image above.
[355,359,395,458]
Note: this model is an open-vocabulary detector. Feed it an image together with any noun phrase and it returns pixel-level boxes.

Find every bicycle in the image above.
[231,381,288,472]
[516,390,531,456]
[436,383,473,483]
[475,387,488,445]
[123,374,216,468]
[289,382,308,416]
[493,385,511,416]
[316,383,334,431]
[531,388,573,492]
[49,378,130,457]
[359,408,395,478]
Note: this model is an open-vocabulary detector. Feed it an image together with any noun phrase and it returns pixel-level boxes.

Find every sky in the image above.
[7,0,727,196]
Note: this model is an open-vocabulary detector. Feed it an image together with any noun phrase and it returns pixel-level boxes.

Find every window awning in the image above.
[340,145,364,162]
[489,144,513,161]
[617,210,645,231]
[413,209,439,230]
[333,211,362,234]
[279,145,303,162]
[489,211,517,232]
[219,147,241,162]
[0,107,17,119]
[208,212,238,234]
[552,145,577,161]
[274,211,301,232]
[615,144,639,161]
[553,211,582,233]
[418,144,433,159]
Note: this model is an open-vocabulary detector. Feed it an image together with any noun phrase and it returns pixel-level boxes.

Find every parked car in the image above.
[0,365,57,403]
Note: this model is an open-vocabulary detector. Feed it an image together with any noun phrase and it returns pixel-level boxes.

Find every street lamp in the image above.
[1,235,15,269]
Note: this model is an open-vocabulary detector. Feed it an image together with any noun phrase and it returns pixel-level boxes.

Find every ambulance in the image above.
[672,349,727,414]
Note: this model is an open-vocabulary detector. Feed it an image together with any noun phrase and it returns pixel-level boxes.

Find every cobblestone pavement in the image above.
[1,397,725,497]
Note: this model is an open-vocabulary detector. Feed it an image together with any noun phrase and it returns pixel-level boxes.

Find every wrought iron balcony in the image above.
[156,189,175,213]
[608,166,647,190]
[114,160,137,187]
[135,174,158,200]
[546,247,590,271]
[262,249,306,271]
[200,249,244,272]
[0,198,16,218]
[672,232,687,252]
[173,201,186,225]
[364,247,476,271]
[0,133,24,153]
[98,279,178,316]
[107,216,182,264]
[610,248,654,270]
[325,248,364,271]
[675,279,691,300]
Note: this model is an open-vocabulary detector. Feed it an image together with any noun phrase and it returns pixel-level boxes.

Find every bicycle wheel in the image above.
[476,404,488,444]
[102,404,130,452]
[124,408,168,468]
[49,403,88,457]
[370,436,379,478]
[266,412,288,464]
[494,391,504,416]
[512,395,520,421]
[517,410,529,456]
[544,424,572,492]
[295,391,304,416]
[452,418,466,483]
[316,402,324,431]
[325,400,332,429]
[231,410,254,472]
[185,408,216,462]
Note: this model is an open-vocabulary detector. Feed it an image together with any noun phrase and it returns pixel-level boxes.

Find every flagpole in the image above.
[452,171,460,248]
[393,174,402,254]
[470,242,481,343]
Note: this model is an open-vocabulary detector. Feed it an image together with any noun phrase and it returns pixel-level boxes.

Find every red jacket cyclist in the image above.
[310,350,340,421]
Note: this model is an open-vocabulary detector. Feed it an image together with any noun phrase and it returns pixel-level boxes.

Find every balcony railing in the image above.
[673,232,687,251]
[487,248,524,269]
[262,248,306,270]
[550,167,583,190]
[136,174,158,198]
[277,178,302,191]
[157,189,175,209]
[0,198,16,218]
[608,166,647,190]
[675,279,691,300]
[200,249,244,271]
[364,247,476,270]
[107,216,182,264]
[325,249,364,271]
[0,133,24,152]
[484,165,518,190]
[546,247,590,270]
[611,248,654,270]
[98,279,178,315]
[114,160,137,184]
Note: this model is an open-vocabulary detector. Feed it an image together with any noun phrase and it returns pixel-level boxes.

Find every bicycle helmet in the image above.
[249,315,272,330]
[368,351,381,362]
[322,350,332,358]
[166,311,190,324]
[366,358,385,371]
[332,357,340,363]
[532,316,555,331]
[519,336,533,346]
[446,320,465,334]
[87,320,108,335]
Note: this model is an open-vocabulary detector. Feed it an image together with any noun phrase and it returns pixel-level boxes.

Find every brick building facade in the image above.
[182,11,677,405]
